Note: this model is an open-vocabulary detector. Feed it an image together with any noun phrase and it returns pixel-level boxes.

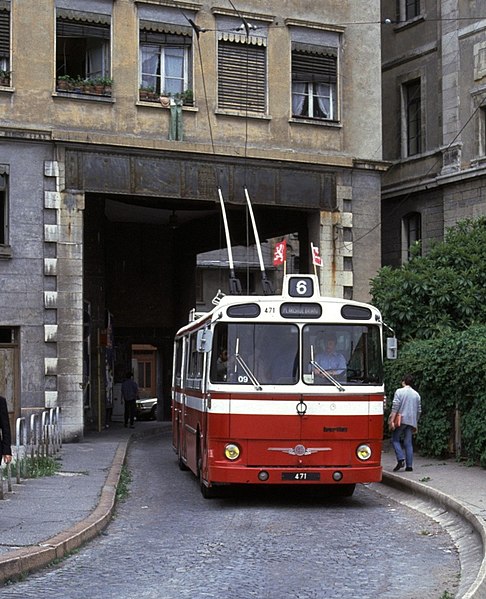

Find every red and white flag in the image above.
[273,240,287,266]
[311,243,323,267]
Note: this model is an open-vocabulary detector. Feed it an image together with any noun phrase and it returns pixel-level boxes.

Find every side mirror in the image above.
[197,329,212,353]
[386,337,398,360]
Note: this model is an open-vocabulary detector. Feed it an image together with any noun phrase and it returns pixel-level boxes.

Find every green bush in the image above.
[384,325,486,465]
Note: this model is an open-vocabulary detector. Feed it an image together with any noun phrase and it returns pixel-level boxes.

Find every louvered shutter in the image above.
[218,41,266,113]
[0,5,9,60]
[57,10,110,39]
[292,50,337,84]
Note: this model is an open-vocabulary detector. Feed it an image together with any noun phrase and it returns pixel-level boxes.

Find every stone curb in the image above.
[0,440,129,586]
[382,472,486,599]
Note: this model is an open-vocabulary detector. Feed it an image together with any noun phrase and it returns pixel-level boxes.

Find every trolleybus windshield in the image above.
[209,322,382,386]
[210,323,299,385]
[303,324,382,385]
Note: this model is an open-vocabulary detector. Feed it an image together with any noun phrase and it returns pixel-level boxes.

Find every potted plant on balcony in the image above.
[82,78,95,94]
[101,77,113,96]
[181,89,193,106]
[140,86,157,102]
[0,70,10,87]
[56,74,74,92]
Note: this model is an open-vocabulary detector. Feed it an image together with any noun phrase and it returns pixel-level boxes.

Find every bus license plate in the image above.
[282,472,320,481]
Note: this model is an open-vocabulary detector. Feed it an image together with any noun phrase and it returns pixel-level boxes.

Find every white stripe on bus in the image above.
[184,396,383,416]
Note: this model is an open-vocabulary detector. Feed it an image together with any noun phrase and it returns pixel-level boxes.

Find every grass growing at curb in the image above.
[1,455,61,479]
[116,464,131,501]
[26,456,61,478]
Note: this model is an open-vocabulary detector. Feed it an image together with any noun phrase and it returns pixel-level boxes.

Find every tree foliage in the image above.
[371,218,486,341]
[373,218,486,466]
[383,326,486,462]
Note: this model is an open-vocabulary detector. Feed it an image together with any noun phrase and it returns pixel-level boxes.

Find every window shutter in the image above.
[139,20,192,37]
[292,51,337,84]
[0,7,9,59]
[218,41,266,112]
[57,10,110,39]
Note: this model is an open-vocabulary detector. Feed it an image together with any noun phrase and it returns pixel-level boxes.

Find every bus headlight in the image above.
[356,444,372,461]
[224,443,240,461]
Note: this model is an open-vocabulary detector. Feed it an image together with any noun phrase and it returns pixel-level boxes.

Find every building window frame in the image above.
[55,10,111,85]
[291,44,338,122]
[139,23,192,99]
[480,105,486,157]
[217,33,267,114]
[402,78,422,157]
[396,0,421,22]
[0,168,9,255]
[0,1,10,86]
[401,211,421,263]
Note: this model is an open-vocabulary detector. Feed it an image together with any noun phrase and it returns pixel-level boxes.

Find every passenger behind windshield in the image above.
[210,323,298,385]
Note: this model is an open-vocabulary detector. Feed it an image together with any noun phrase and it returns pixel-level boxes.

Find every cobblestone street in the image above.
[2,433,460,599]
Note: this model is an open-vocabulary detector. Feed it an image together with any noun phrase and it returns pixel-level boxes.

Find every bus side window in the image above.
[186,333,203,390]
[174,339,183,386]
[210,323,229,383]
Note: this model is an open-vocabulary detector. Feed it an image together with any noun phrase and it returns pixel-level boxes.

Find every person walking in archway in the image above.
[121,371,139,429]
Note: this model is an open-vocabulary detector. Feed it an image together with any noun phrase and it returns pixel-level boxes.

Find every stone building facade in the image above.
[0,0,384,439]
[381,0,486,265]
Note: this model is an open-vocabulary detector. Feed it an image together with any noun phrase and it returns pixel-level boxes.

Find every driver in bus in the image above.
[314,333,347,381]
[216,348,228,381]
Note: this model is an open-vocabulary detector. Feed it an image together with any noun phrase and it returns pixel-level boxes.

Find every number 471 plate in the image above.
[282,472,320,481]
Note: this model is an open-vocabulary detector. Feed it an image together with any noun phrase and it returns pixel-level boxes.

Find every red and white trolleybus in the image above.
[172,274,390,498]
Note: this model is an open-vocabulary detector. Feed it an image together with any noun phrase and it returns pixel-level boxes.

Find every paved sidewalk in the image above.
[379,447,486,599]
[0,420,169,585]
[0,423,485,598]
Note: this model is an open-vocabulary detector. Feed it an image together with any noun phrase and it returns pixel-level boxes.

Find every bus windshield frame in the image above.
[209,322,382,386]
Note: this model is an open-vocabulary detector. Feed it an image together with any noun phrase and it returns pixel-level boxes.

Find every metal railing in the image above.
[1,407,62,499]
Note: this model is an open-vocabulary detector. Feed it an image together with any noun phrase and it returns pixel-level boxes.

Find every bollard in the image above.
[41,410,49,458]
[29,413,40,462]
[6,461,12,492]
[15,417,27,484]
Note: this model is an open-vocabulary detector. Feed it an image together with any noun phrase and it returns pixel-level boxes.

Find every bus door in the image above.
[172,338,185,459]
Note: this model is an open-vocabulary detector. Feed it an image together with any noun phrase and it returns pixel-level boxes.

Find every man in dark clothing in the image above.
[121,371,139,428]
[0,395,12,464]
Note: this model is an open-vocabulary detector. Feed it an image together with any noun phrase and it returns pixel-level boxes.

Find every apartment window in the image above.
[139,22,192,98]
[56,10,111,82]
[404,79,422,156]
[402,212,421,262]
[292,45,338,121]
[0,171,8,246]
[0,1,10,84]
[397,0,421,21]
[217,36,266,113]
[481,106,486,156]
[406,0,420,20]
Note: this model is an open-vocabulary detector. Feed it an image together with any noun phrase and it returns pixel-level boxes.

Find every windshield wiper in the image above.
[309,360,345,392]
[235,354,262,391]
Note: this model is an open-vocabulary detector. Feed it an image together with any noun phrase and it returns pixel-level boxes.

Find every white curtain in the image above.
[292,82,306,115]
[315,83,332,119]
